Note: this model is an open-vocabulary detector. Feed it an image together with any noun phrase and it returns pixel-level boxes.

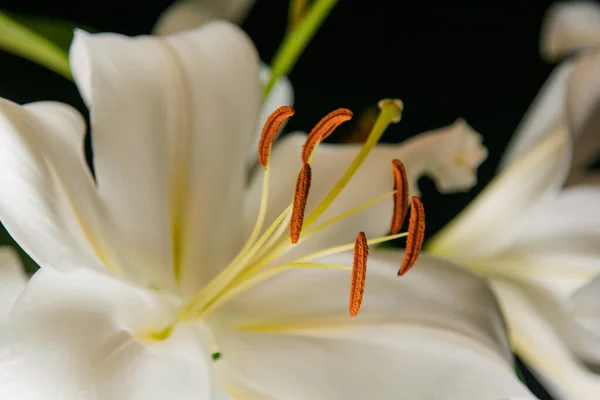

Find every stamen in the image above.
[302,108,353,163]
[389,159,408,234]
[398,196,425,276]
[350,232,368,317]
[258,105,295,167]
[303,99,403,229]
[290,163,312,243]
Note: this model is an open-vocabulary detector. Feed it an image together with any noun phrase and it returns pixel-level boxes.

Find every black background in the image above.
[0,0,562,398]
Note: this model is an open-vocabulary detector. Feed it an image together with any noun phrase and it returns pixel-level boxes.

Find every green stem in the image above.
[0,11,72,80]
[264,0,339,97]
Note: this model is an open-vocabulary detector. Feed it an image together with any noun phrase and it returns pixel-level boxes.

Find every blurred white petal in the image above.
[0,247,27,326]
[210,252,532,399]
[70,23,261,293]
[154,0,256,35]
[541,1,600,61]
[0,268,215,400]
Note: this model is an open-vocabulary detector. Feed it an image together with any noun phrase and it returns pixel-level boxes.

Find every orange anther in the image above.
[350,231,368,317]
[389,159,409,234]
[290,163,312,244]
[302,108,353,163]
[398,196,425,276]
[258,106,295,167]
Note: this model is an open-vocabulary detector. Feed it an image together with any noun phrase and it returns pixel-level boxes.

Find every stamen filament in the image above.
[292,232,408,263]
[190,262,351,320]
[305,190,396,237]
[178,204,292,319]
[303,99,403,229]
[244,189,397,273]
[216,106,293,292]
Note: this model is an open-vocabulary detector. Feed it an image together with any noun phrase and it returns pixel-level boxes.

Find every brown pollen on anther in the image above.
[350,231,369,317]
[398,196,425,276]
[290,163,312,244]
[302,108,353,163]
[390,159,409,235]
[258,105,295,167]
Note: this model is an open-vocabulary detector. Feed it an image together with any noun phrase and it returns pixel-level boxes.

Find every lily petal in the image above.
[571,273,600,317]
[211,251,532,399]
[541,1,600,61]
[0,247,27,326]
[0,267,215,400]
[514,185,600,242]
[0,99,110,274]
[571,274,600,353]
[566,48,600,171]
[70,23,262,293]
[246,121,486,262]
[483,186,600,302]
[499,61,573,169]
[154,0,256,36]
[428,125,571,260]
[493,280,600,399]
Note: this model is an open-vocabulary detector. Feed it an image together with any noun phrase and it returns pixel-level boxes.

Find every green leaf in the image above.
[0,10,74,79]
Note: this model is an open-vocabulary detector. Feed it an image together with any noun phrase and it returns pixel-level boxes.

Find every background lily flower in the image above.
[428,2,600,398]
[0,21,532,399]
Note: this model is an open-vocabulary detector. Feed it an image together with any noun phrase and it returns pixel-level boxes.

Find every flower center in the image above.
[153,99,426,339]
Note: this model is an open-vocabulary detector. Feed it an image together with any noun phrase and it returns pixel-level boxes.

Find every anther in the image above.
[302,108,353,163]
[398,196,425,276]
[258,106,295,167]
[389,159,409,235]
[290,163,312,244]
[350,231,368,317]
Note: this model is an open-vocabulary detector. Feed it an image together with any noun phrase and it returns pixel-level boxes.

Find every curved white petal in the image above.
[566,48,600,170]
[541,1,600,61]
[209,251,532,399]
[571,273,600,316]
[391,119,488,195]
[154,0,256,35]
[478,186,600,303]
[245,121,486,263]
[245,65,294,168]
[514,185,600,242]
[0,268,215,400]
[571,274,600,352]
[0,247,27,326]
[70,23,262,293]
[499,61,573,169]
[501,275,600,366]
[0,99,111,274]
[428,126,571,261]
[492,280,600,400]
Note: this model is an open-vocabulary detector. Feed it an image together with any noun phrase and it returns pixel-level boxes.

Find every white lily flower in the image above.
[429,3,600,398]
[0,22,531,399]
